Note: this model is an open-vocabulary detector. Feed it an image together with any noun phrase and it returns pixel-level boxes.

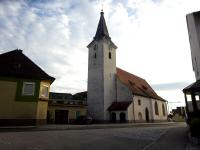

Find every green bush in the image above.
[190,118,200,138]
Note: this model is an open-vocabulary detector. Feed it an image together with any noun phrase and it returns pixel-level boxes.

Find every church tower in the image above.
[87,11,117,122]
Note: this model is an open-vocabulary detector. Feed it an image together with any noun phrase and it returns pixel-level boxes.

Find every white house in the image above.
[87,10,168,123]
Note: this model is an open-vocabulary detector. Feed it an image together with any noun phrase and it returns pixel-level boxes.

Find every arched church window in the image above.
[154,101,159,115]
[162,103,165,116]
[109,52,111,59]
[138,99,141,105]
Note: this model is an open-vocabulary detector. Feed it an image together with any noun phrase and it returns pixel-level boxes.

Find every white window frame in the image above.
[41,85,49,98]
[22,82,35,96]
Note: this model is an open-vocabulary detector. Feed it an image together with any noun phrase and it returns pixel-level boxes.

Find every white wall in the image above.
[187,12,200,80]
[87,40,105,120]
[116,78,132,102]
[127,103,134,121]
[151,99,168,121]
[87,39,117,121]
[133,95,153,122]
[103,40,117,120]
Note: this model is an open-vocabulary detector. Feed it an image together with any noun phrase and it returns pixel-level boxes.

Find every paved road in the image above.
[0,122,189,150]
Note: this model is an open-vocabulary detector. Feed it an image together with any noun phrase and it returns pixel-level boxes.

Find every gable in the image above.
[0,49,55,83]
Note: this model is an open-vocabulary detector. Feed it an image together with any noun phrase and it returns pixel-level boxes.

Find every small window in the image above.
[138,99,141,105]
[76,111,81,118]
[109,52,111,59]
[154,101,159,115]
[162,104,166,116]
[22,82,35,96]
[41,85,49,98]
[94,53,96,59]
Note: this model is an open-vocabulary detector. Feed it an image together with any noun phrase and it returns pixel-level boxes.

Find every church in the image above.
[87,10,168,123]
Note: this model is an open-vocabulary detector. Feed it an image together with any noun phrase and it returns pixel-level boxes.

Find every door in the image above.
[120,112,126,123]
[145,108,150,122]
[111,112,116,122]
[55,110,68,124]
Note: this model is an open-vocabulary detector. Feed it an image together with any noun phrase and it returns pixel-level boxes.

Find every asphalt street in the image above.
[0,122,194,150]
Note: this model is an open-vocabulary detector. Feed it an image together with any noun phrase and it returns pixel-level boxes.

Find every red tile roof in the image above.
[0,49,55,82]
[108,101,132,111]
[117,68,166,101]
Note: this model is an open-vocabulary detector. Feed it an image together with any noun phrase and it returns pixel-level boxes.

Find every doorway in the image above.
[145,108,150,122]
[111,112,116,122]
[55,110,68,124]
[120,112,126,123]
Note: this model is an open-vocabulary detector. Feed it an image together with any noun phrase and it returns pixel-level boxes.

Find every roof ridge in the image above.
[0,49,22,56]
[116,67,145,81]
[0,49,55,82]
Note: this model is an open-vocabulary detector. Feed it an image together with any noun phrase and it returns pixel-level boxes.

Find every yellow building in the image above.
[48,92,87,124]
[0,49,55,126]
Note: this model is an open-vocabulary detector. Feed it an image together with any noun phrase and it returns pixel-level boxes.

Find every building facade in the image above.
[87,11,167,123]
[0,49,55,126]
[48,92,87,124]
[183,11,200,123]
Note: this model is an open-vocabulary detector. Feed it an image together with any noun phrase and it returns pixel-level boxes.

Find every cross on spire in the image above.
[99,0,104,12]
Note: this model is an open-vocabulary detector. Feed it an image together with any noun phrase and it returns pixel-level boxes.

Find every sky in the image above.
[0,0,199,110]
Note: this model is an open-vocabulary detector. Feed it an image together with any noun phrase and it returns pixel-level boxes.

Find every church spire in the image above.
[94,10,111,40]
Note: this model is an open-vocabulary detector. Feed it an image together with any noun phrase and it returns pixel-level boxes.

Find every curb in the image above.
[186,133,200,150]
[0,122,179,132]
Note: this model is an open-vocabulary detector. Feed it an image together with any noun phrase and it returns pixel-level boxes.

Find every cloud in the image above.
[0,0,96,93]
[151,81,190,91]
[0,0,199,108]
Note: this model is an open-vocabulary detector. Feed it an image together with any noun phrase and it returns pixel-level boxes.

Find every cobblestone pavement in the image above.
[0,122,190,150]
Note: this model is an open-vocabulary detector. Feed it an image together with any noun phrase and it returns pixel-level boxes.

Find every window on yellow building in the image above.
[41,85,49,98]
[76,111,81,119]
[22,82,35,96]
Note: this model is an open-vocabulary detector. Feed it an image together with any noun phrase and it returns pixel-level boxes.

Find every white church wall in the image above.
[87,41,105,121]
[88,38,117,121]
[116,78,132,102]
[103,41,117,120]
[151,99,168,121]
[133,95,153,122]
[127,102,134,121]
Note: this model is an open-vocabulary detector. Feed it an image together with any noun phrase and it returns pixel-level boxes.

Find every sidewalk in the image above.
[0,122,178,132]
[186,134,200,150]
